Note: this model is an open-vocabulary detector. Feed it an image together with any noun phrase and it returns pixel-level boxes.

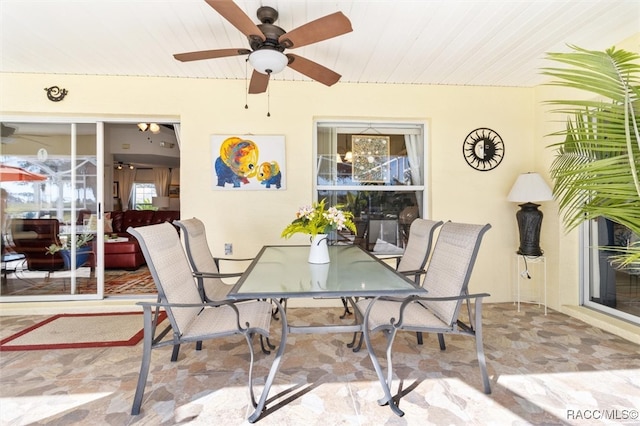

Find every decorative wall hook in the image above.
[44,86,68,102]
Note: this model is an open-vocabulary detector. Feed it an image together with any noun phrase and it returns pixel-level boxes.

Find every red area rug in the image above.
[0,311,167,351]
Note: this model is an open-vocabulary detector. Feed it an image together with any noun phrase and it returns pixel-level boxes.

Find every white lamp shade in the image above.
[507,172,553,202]
[152,196,170,210]
[249,49,288,75]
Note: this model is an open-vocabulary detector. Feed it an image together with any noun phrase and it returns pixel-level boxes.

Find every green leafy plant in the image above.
[543,45,640,266]
[45,233,94,255]
[281,198,357,239]
[136,198,157,211]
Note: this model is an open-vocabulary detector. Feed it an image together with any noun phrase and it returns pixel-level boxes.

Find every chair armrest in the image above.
[213,257,254,269]
[376,254,402,268]
[393,293,490,329]
[193,271,244,279]
[398,269,426,284]
[406,292,490,304]
[137,299,245,331]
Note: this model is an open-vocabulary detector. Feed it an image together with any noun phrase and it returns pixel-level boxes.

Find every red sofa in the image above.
[80,210,180,270]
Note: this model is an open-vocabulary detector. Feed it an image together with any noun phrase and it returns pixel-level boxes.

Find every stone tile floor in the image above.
[1,303,639,425]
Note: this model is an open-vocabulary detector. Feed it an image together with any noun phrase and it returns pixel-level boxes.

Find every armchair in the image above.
[127,222,272,415]
[348,218,443,349]
[173,218,272,356]
[356,222,492,416]
[9,218,65,272]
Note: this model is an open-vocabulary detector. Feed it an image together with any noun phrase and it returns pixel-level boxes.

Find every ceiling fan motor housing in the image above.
[250,24,286,52]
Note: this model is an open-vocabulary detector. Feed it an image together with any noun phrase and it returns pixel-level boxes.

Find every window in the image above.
[132,183,157,210]
[581,217,640,324]
[315,121,427,254]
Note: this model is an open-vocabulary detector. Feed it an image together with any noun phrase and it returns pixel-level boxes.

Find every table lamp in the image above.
[507,172,553,256]
[152,196,170,210]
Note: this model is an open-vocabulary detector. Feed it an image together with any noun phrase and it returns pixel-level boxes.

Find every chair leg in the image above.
[171,344,180,362]
[340,297,351,318]
[416,331,423,345]
[437,333,446,350]
[131,306,154,415]
[196,341,203,351]
[271,298,287,320]
[474,298,491,394]
[347,331,364,352]
[259,335,273,355]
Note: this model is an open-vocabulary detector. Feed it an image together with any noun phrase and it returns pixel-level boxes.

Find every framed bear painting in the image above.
[211,134,286,191]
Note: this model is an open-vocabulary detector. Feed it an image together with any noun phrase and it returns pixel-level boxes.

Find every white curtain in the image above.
[405,134,423,213]
[317,127,338,186]
[153,168,171,197]
[173,123,181,149]
[115,168,136,210]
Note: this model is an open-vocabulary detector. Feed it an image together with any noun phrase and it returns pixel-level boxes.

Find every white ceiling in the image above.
[1,0,638,88]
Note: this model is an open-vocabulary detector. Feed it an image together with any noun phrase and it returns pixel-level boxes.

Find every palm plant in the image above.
[543,45,640,266]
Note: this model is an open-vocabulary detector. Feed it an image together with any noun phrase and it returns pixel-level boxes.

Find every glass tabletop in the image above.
[228,245,424,299]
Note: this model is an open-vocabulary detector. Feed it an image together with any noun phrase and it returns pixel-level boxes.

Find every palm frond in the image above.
[544,45,640,264]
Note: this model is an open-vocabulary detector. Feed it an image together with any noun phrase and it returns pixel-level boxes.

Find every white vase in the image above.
[309,263,330,289]
[308,234,330,264]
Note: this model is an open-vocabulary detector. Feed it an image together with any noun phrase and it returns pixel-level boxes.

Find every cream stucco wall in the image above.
[2,73,536,307]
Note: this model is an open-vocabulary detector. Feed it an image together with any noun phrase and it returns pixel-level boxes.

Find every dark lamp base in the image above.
[516,202,544,257]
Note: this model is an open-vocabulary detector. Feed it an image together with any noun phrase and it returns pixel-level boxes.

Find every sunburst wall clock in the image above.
[462,128,505,171]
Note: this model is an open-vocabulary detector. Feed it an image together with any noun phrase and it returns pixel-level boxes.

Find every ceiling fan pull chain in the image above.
[244,59,249,109]
[267,79,271,117]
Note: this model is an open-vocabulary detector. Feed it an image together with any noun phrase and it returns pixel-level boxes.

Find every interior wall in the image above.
[2,71,540,306]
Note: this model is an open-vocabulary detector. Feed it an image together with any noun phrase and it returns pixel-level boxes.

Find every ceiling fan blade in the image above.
[174,48,250,62]
[279,12,352,49]
[248,70,270,94]
[205,0,265,42]
[286,54,341,87]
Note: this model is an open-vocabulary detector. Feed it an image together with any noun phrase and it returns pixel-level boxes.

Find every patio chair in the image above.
[173,218,252,302]
[128,222,273,416]
[356,222,491,416]
[347,218,443,350]
[174,217,273,356]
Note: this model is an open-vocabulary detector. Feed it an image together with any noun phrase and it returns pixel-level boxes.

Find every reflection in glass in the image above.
[1,122,98,298]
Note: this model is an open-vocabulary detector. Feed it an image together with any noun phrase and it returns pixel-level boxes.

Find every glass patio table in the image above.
[228,244,426,422]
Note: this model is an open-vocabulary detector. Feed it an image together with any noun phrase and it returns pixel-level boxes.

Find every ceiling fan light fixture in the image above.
[249,49,288,75]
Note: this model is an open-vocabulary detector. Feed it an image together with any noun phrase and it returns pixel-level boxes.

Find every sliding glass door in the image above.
[582,217,640,324]
[1,121,104,301]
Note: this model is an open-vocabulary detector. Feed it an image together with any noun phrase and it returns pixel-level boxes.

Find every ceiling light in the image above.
[116,163,123,170]
[249,49,288,75]
[129,164,135,170]
[138,122,161,133]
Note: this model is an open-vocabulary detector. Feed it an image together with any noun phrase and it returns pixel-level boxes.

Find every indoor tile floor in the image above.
[1,303,639,425]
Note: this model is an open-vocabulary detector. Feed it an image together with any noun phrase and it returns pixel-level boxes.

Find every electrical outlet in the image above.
[224,243,232,255]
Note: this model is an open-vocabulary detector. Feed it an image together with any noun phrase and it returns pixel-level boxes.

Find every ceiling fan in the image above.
[173,0,353,94]
[1,123,51,146]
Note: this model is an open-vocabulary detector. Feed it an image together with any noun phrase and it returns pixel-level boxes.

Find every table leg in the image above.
[248,298,288,423]
[362,297,405,417]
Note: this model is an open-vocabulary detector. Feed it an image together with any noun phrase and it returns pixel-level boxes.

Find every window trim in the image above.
[313,118,430,214]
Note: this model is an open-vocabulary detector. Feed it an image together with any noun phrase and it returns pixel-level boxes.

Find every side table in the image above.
[514,254,547,315]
